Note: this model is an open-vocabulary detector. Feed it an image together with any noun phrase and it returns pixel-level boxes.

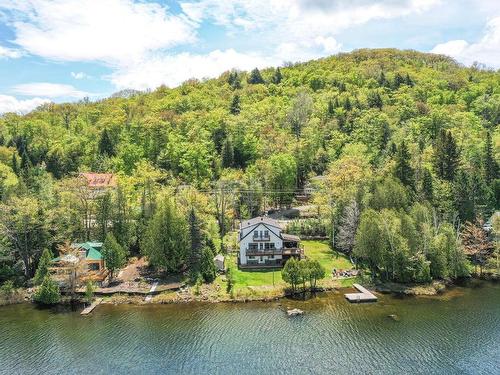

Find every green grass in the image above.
[221,240,353,289]
[302,240,352,272]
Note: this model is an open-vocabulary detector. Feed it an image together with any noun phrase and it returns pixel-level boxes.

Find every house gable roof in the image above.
[239,222,282,242]
[240,216,282,230]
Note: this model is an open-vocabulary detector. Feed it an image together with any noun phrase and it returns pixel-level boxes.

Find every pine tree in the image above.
[11,153,19,175]
[229,94,241,115]
[422,168,434,202]
[394,140,415,189]
[271,67,283,84]
[221,137,234,168]
[393,73,404,89]
[102,233,127,281]
[34,248,53,285]
[454,170,475,223]
[20,149,31,171]
[367,91,383,109]
[34,275,60,305]
[98,128,115,157]
[188,208,204,276]
[484,131,498,184]
[343,97,352,111]
[378,71,388,87]
[200,247,216,282]
[327,100,335,117]
[434,130,460,181]
[405,73,414,87]
[247,68,265,84]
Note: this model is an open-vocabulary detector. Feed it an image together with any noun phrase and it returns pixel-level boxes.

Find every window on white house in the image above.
[253,230,258,237]
[264,230,269,237]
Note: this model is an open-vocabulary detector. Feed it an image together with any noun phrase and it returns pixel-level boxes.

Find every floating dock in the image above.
[81,298,103,315]
[344,284,377,303]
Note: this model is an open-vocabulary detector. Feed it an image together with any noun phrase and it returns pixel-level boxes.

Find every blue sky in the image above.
[0,0,499,113]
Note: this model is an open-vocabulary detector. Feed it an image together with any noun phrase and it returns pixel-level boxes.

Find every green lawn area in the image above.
[303,240,352,272]
[223,240,353,289]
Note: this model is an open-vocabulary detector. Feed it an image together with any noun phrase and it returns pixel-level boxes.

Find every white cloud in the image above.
[11,82,91,98]
[0,44,23,58]
[0,94,50,114]
[71,71,89,80]
[431,16,500,68]
[180,0,439,47]
[1,0,196,65]
[110,49,278,90]
[314,36,342,54]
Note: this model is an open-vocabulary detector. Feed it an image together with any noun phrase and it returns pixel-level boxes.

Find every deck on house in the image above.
[344,284,377,303]
[81,298,103,315]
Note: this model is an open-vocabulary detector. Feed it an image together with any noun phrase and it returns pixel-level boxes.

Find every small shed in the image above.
[214,254,225,272]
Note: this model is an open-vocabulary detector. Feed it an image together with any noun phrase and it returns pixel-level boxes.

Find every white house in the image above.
[238,217,303,268]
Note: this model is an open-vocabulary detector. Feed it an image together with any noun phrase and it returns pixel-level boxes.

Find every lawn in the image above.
[222,240,353,290]
[302,240,352,272]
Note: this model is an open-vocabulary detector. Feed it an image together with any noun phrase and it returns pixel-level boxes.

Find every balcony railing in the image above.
[252,235,270,241]
[246,248,280,256]
[246,246,304,256]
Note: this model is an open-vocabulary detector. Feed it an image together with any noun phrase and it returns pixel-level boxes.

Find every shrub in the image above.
[34,275,60,305]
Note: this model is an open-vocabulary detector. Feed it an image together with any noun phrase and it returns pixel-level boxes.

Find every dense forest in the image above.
[0,49,498,287]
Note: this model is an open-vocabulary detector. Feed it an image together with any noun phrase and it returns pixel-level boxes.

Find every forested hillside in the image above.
[0,49,499,285]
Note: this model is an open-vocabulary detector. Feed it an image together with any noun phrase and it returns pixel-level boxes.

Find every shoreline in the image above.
[1,276,497,308]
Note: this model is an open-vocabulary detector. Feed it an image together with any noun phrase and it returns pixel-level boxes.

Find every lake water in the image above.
[1,282,499,375]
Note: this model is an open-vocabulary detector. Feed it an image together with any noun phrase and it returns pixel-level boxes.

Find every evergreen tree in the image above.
[221,137,234,168]
[394,140,415,189]
[141,199,188,272]
[227,70,241,89]
[378,71,388,87]
[11,153,19,175]
[393,73,404,89]
[96,191,112,241]
[484,131,498,184]
[405,73,414,87]
[247,68,265,84]
[271,67,283,84]
[367,91,383,109]
[102,233,127,281]
[112,185,132,250]
[434,130,460,181]
[20,149,31,172]
[327,100,335,117]
[187,208,204,276]
[34,248,53,285]
[34,275,60,305]
[98,128,115,157]
[229,94,241,115]
[343,97,352,111]
[454,170,475,223]
[421,168,434,202]
[199,247,216,282]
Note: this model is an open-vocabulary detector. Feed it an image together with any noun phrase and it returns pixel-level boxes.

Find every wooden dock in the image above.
[81,298,103,315]
[344,284,377,303]
[144,281,159,303]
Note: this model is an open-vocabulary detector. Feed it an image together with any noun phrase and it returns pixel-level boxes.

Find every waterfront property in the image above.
[49,242,108,289]
[238,217,303,268]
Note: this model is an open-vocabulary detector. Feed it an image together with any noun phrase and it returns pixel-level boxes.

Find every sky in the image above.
[0,0,499,113]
